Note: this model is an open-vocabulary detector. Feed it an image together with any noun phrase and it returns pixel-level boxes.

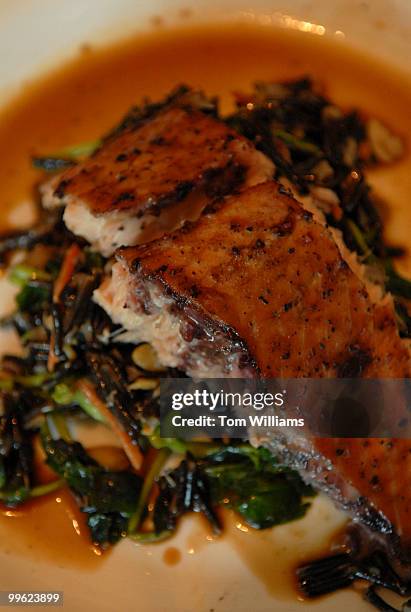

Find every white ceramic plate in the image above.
[0,1,410,611]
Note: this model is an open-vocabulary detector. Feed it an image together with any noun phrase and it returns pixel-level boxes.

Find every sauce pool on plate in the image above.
[0,490,103,568]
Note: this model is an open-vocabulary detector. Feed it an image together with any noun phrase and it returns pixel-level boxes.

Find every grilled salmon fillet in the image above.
[95,181,411,565]
[41,90,273,256]
[96,181,409,378]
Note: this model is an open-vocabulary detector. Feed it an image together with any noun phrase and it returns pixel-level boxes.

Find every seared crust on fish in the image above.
[41,91,273,255]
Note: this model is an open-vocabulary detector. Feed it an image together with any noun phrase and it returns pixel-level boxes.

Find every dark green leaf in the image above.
[204,447,314,529]
[16,282,51,313]
[41,432,142,546]
[87,512,129,546]
[235,479,310,529]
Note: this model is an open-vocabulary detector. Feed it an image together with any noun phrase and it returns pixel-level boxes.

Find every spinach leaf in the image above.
[204,443,284,471]
[41,432,142,546]
[204,447,314,529]
[152,448,314,536]
[16,282,51,313]
[87,512,129,546]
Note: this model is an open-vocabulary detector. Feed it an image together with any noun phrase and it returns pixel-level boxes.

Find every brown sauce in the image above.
[186,501,348,601]
[0,489,103,569]
[0,21,410,590]
[163,546,182,566]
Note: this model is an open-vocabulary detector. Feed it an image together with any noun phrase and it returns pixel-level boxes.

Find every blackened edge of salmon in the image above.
[102,84,213,143]
[264,437,411,576]
[122,255,260,376]
[159,273,259,373]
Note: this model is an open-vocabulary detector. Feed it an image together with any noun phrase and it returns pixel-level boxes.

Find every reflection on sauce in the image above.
[185,514,219,556]
[163,547,182,566]
[0,489,104,569]
[186,499,348,601]
[0,20,410,592]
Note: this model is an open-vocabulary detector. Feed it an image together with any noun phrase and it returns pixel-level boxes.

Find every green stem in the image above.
[9,265,51,287]
[128,530,173,544]
[346,219,375,261]
[148,426,222,457]
[148,428,186,454]
[0,372,54,392]
[185,441,225,458]
[58,139,102,159]
[52,383,106,424]
[128,448,171,534]
[273,129,321,155]
[0,479,64,503]
[30,479,65,498]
